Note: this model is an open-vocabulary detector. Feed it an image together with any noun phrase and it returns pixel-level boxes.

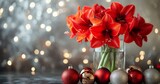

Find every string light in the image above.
[27,15,33,20]
[40,50,45,55]
[45,40,51,47]
[9,5,14,12]
[52,11,59,17]
[135,57,140,62]
[106,0,111,2]
[46,26,52,32]
[45,0,51,4]
[7,60,12,66]
[25,24,31,30]
[46,8,52,14]
[159,58,160,62]
[21,54,26,59]
[40,24,45,29]
[83,59,89,64]
[13,36,19,42]
[3,23,8,29]
[82,47,86,52]
[147,60,152,65]
[58,1,65,7]
[30,2,36,8]
[63,59,68,64]
[155,28,159,34]
[34,58,39,63]
[34,49,39,55]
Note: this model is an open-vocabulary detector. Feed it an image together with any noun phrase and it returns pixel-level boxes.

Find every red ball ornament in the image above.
[128,68,144,84]
[94,67,111,84]
[155,63,160,72]
[61,66,79,84]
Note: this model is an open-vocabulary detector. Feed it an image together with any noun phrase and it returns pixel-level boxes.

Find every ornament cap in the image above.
[68,66,73,69]
[149,65,154,69]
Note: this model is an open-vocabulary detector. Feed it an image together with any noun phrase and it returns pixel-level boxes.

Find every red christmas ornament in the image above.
[94,67,111,84]
[61,66,79,84]
[155,63,160,72]
[128,68,144,84]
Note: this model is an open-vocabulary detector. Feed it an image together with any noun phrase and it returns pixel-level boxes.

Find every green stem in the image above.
[110,49,116,72]
[103,49,111,70]
[98,46,108,69]
[97,46,117,72]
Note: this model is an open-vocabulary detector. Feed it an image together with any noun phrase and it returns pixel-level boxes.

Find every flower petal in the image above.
[76,32,86,42]
[137,14,145,25]
[106,36,120,48]
[90,25,105,39]
[90,38,104,48]
[124,32,133,43]
[121,4,135,18]
[119,23,128,34]
[71,18,89,32]
[134,36,142,47]
[106,9,117,19]
[109,22,121,36]
[128,17,136,31]
[139,23,153,35]
[111,2,123,13]
[143,36,147,42]
[102,14,114,24]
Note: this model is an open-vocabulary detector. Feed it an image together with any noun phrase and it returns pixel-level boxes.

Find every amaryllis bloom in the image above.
[66,4,107,42]
[124,15,153,47]
[107,2,135,34]
[90,14,121,48]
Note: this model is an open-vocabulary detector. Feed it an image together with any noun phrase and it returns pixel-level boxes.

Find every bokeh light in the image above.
[30,2,36,8]
[63,59,68,64]
[9,5,14,12]
[27,15,33,20]
[135,57,140,62]
[45,40,52,47]
[34,49,39,55]
[106,0,111,2]
[147,60,152,65]
[83,59,89,64]
[7,60,12,66]
[82,47,86,52]
[31,67,36,72]
[13,36,19,42]
[34,58,39,63]
[21,54,26,59]
[58,1,65,7]
[40,50,45,55]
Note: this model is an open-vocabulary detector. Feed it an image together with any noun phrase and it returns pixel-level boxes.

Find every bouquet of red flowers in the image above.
[66,2,153,71]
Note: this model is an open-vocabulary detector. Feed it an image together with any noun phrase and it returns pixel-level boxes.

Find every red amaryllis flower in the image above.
[66,4,107,42]
[107,2,135,34]
[90,14,121,48]
[66,6,92,42]
[124,15,153,47]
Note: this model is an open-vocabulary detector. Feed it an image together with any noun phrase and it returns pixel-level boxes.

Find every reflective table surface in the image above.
[0,73,62,84]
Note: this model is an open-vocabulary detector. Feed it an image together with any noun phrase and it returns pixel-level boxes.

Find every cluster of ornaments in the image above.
[62,66,160,84]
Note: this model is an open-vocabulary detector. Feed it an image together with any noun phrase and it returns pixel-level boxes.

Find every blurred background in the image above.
[0,0,160,83]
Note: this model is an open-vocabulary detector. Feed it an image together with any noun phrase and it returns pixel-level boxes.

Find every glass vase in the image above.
[93,39,125,72]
